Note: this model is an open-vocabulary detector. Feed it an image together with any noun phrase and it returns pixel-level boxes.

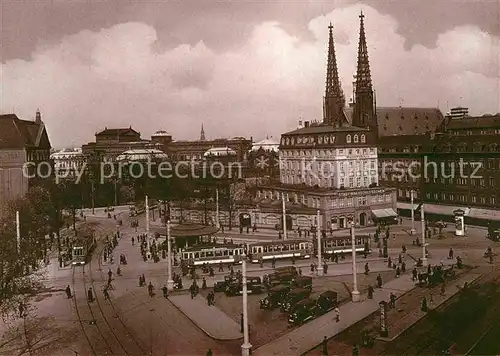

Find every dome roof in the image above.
[204,147,237,157]
[152,130,171,137]
[116,148,168,161]
[251,137,279,152]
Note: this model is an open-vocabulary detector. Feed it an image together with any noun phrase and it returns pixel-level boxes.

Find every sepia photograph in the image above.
[0,0,499,355]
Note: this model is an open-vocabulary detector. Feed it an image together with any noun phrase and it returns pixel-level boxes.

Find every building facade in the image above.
[0,111,52,216]
[51,148,85,180]
[256,13,397,230]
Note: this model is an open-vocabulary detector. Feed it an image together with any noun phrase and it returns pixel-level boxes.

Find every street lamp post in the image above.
[316,209,323,276]
[216,188,220,229]
[281,192,287,240]
[410,190,416,235]
[350,219,360,302]
[146,195,151,259]
[421,204,428,266]
[166,220,174,290]
[241,254,252,356]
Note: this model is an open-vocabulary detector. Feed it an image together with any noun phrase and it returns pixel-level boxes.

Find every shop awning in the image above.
[371,208,398,218]
[397,202,417,210]
[422,204,468,216]
[468,208,500,221]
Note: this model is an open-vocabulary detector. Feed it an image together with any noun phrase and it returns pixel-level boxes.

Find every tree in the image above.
[0,187,55,319]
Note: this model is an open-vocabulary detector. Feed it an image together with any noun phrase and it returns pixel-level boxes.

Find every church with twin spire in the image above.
[253,12,398,230]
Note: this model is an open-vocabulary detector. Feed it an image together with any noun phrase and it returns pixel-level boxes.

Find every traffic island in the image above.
[168,294,243,340]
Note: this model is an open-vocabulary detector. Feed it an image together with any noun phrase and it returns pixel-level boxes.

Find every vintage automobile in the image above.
[287,298,317,325]
[315,290,338,315]
[281,288,311,312]
[259,284,291,309]
[292,276,313,291]
[214,275,236,293]
[265,267,299,288]
[225,277,263,296]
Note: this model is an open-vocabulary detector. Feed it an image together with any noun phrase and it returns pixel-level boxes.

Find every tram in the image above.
[181,243,245,266]
[71,230,96,265]
[317,235,371,256]
[247,239,313,263]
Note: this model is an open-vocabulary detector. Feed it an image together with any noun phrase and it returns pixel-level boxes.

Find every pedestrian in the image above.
[398,254,402,264]
[206,349,213,356]
[421,297,428,312]
[322,336,328,355]
[441,283,446,296]
[108,269,113,280]
[395,266,401,278]
[387,257,392,268]
[103,286,110,300]
[368,285,374,299]
[148,282,154,297]
[449,248,454,259]
[132,236,135,246]
[65,285,72,299]
[219,262,223,272]
[202,277,207,290]
[19,301,24,318]
[87,287,94,303]
[429,293,434,306]
[323,262,328,275]
[412,268,418,281]
[390,293,396,309]
[334,307,340,322]
[162,285,168,298]
[310,263,315,273]
[377,274,382,288]
[401,261,406,273]
[352,344,359,356]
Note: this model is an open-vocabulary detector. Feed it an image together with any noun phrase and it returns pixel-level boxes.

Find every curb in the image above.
[167,297,243,341]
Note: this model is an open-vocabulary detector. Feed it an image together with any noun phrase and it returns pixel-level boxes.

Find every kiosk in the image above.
[453,209,465,236]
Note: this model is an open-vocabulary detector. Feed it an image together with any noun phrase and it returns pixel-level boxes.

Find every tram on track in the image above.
[247,239,313,263]
[71,227,97,265]
[317,235,371,256]
[181,243,245,266]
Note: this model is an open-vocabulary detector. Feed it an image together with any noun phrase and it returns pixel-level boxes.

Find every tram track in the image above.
[378,265,500,355]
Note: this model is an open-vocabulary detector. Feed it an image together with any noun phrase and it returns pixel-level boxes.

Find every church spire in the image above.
[353,11,376,131]
[200,123,206,141]
[355,11,372,93]
[323,22,347,127]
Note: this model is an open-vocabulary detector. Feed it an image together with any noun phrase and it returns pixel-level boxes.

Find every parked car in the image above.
[225,277,263,296]
[315,290,338,315]
[292,276,313,291]
[214,275,236,292]
[287,298,317,325]
[281,288,311,312]
[259,284,291,309]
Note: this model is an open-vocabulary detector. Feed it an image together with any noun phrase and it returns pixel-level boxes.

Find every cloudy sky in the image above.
[1,0,499,148]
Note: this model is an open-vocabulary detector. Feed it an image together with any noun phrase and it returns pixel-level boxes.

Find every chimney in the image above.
[298,120,303,129]
[304,121,310,128]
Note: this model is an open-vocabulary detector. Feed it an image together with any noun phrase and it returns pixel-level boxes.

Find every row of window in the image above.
[424,192,496,206]
[281,134,367,146]
[280,147,376,158]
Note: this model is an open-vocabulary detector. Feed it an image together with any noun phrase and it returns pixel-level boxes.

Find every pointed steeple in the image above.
[35,109,42,124]
[200,123,206,141]
[353,11,377,132]
[323,22,347,127]
[355,11,372,93]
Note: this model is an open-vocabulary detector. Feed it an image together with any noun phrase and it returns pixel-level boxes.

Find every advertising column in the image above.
[453,209,465,236]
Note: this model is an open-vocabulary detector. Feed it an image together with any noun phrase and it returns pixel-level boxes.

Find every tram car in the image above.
[247,239,313,263]
[181,243,245,266]
[317,235,371,256]
[71,229,96,265]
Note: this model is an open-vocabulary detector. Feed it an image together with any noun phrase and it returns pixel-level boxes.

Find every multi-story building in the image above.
[82,127,149,161]
[50,148,85,181]
[247,137,280,179]
[0,110,52,216]
[252,14,397,230]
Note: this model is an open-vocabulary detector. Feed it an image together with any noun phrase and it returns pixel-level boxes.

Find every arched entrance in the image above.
[239,213,252,227]
[359,213,367,226]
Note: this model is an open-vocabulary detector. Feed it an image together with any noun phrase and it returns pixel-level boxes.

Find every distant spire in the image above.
[35,108,42,124]
[200,123,206,141]
[323,22,347,126]
[355,11,372,93]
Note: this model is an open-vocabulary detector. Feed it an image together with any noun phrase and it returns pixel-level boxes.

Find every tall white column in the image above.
[316,209,323,276]
[421,204,428,265]
[351,221,360,302]
[166,220,174,290]
[16,210,21,254]
[282,193,287,240]
[146,195,151,259]
[410,190,416,235]
[241,255,252,356]
[216,188,220,229]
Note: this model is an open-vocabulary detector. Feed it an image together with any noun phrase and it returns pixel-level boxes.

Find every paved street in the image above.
[0,212,498,356]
